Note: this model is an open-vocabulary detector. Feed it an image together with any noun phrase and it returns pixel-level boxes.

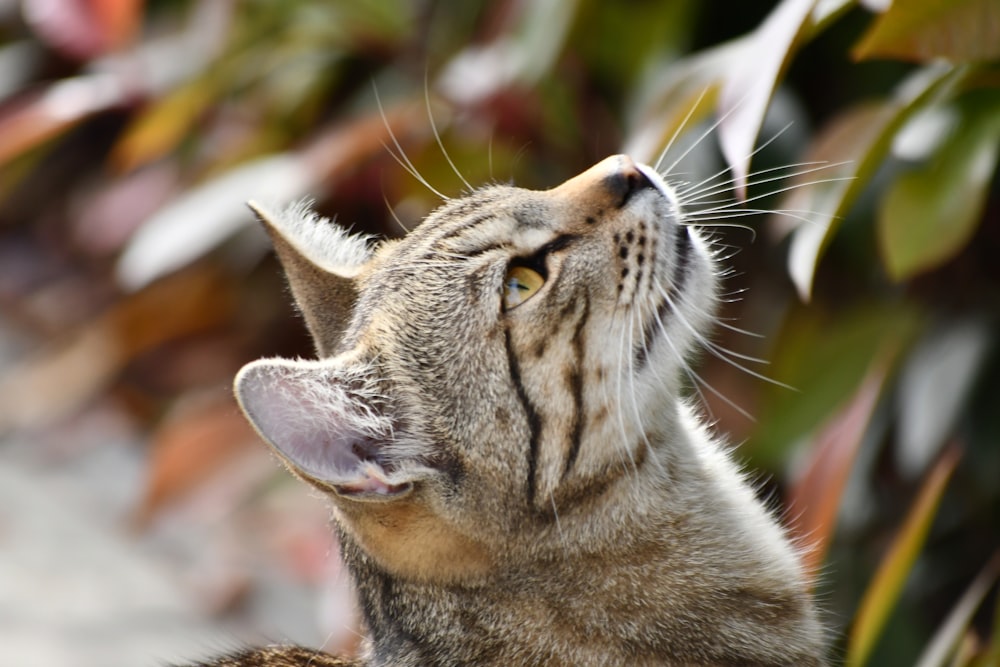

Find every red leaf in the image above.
[787,359,890,578]
[22,0,143,60]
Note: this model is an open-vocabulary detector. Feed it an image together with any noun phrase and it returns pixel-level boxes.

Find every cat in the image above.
[185,155,826,666]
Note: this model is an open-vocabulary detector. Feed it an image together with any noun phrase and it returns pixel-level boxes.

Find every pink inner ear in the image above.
[235,360,395,490]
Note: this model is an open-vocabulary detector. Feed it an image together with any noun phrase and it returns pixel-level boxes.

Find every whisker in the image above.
[715,320,766,339]
[372,82,448,200]
[660,85,755,179]
[653,86,711,173]
[549,492,566,548]
[690,364,756,421]
[613,307,640,476]
[654,282,794,391]
[683,220,759,238]
[646,287,732,421]
[627,307,665,476]
[677,168,839,208]
[382,191,410,235]
[666,121,797,196]
[676,159,851,199]
[424,71,472,193]
[689,176,856,220]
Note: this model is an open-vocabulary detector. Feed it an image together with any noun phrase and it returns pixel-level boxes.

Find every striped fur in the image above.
[201,155,826,666]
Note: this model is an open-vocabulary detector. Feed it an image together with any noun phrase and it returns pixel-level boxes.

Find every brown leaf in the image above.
[853,0,1000,64]
[135,392,258,525]
[0,266,235,433]
[0,84,115,166]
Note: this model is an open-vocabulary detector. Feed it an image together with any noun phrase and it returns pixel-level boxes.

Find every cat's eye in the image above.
[503,266,545,310]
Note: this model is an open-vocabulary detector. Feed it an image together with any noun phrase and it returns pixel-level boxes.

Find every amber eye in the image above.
[503,266,545,310]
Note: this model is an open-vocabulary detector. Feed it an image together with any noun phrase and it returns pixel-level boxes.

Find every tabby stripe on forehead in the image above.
[420,217,502,262]
[504,326,542,505]
[458,241,508,259]
[562,298,590,480]
[435,211,500,244]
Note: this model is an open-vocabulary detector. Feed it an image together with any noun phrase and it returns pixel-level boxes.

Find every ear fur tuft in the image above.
[247,199,374,275]
[247,200,372,355]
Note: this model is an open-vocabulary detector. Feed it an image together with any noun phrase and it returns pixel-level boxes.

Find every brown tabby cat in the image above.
[186,155,825,666]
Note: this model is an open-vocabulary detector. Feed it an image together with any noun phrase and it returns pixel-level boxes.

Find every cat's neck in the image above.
[342,404,824,667]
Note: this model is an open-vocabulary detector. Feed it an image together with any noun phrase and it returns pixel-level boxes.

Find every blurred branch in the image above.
[915,550,1000,667]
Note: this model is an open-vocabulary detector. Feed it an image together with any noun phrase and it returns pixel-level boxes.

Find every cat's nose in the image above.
[604,156,656,208]
[551,154,656,213]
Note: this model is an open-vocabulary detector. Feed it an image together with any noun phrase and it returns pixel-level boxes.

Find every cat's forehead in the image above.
[416,185,554,239]
[370,185,558,268]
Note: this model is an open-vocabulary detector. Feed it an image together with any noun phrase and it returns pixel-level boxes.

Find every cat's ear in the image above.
[235,358,415,501]
[248,200,374,356]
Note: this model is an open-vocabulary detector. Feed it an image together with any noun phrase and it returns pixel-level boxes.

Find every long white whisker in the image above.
[646,285,733,421]
[654,86,711,173]
[598,306,633,476]
[614,308,640,476]
[677,162,851,204]
[627,307,665,476]
[424,71,472,192]
[679,168,854,208]
[690,362,756,421]
[661,86,755,178]
[667,121,796,195]
[716,320,766,338]
[685,207,833,230]
[684,219,759,237]
[372,82,448,200]
[549,492,565,549]
[691,176,856,215]
[655,282,795,391]
[382,191,410,235]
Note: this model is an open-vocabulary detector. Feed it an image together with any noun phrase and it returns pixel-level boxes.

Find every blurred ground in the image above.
[0,323,357,667]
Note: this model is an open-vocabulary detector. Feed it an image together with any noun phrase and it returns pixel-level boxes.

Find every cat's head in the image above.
[235,155,719,582]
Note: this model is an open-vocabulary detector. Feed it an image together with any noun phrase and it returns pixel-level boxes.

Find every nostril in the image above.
[605,163,655,209]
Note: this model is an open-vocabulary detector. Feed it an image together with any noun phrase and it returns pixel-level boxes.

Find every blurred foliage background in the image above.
[0,0,997,665]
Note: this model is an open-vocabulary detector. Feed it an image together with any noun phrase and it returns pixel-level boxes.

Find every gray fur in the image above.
[197,156,825,666]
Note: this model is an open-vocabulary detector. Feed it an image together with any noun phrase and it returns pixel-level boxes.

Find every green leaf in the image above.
[750,301,921,468]
[853,0,1000,64]
[781,62,971,300]
[846,446,962,667]
[112,78,219,172]
[878,92,1000,281]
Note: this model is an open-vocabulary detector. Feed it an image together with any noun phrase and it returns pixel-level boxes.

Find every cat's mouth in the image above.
[330,438,413,500]
[334,473,411,499]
